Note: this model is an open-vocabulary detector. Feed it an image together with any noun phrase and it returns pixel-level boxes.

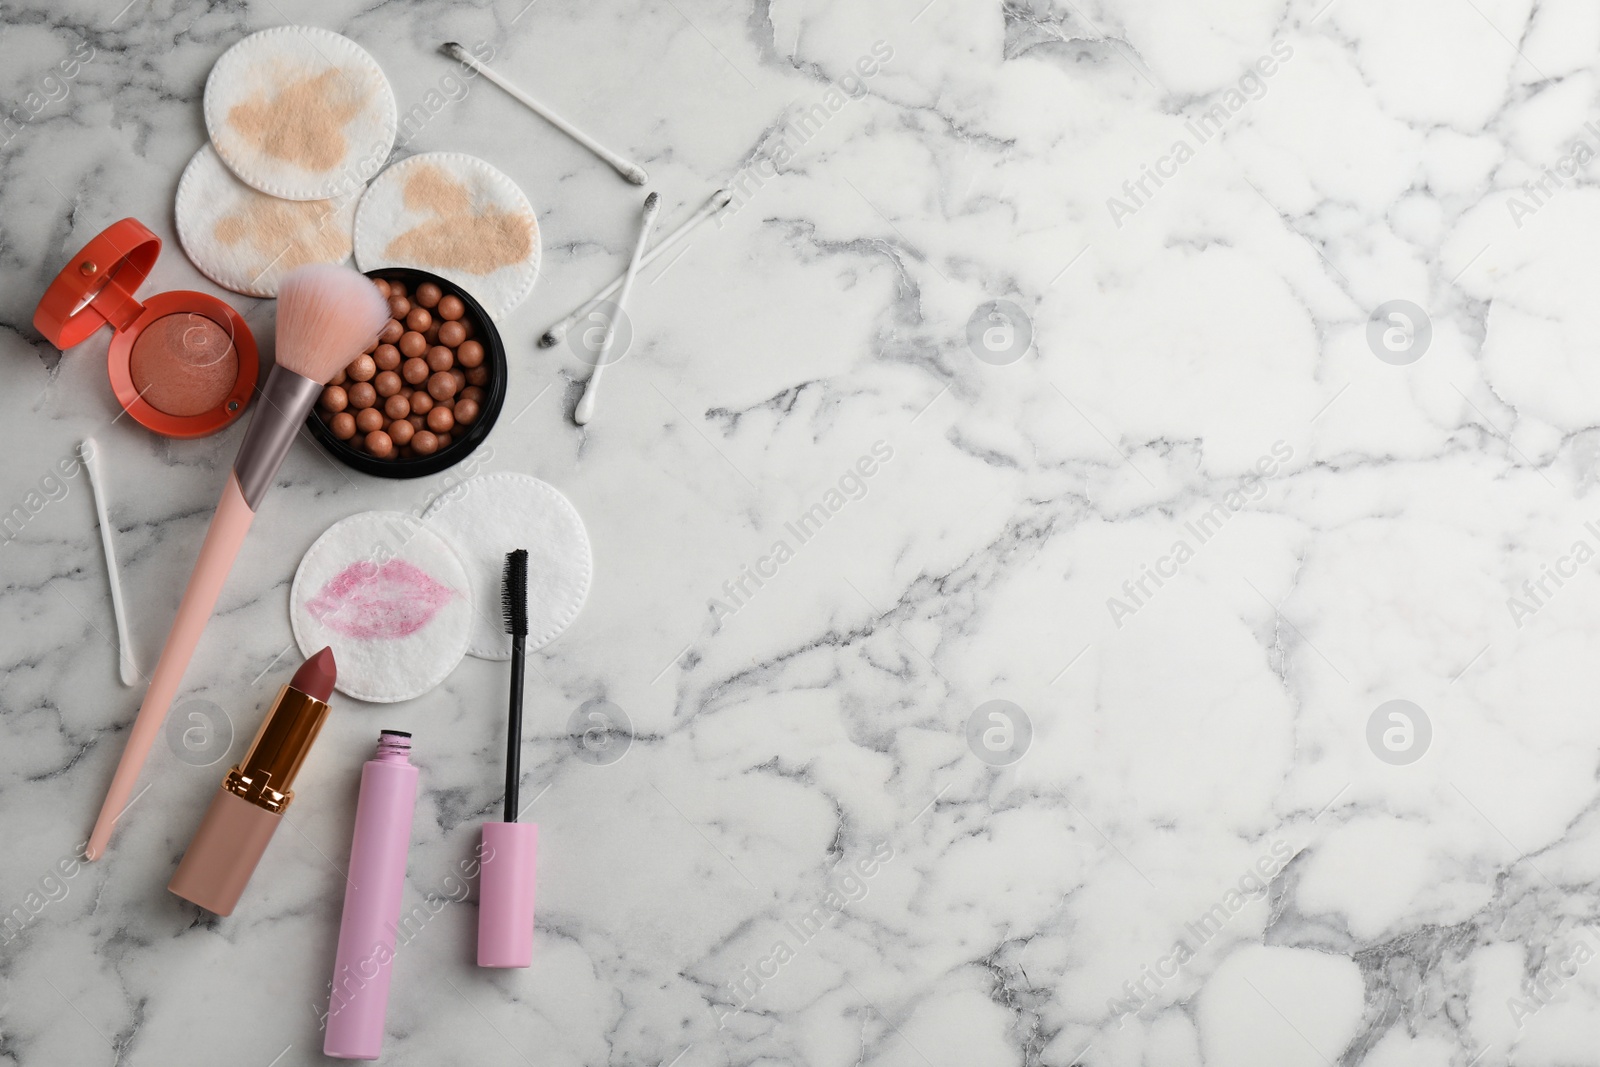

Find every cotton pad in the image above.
[291,511,473,703]
[355,152,540,320]
[205,26,396,201]
[423,473,590,660]
[176,144,358,298]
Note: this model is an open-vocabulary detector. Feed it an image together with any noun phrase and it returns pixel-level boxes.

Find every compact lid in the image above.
[477,820,537,968]
[34,218,162,350]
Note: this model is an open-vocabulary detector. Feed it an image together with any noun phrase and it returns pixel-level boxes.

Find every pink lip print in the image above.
[307,559,457,640]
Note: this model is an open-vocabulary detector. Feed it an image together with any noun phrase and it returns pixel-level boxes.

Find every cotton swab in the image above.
[81,439,138,687]
[441,42,647,185]
[574,192,659,426]
[540,187,731,347]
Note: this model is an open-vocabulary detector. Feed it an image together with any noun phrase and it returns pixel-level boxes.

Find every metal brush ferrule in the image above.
[234,365,321,510]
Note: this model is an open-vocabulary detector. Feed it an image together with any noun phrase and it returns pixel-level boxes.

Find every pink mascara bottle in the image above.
[325,730,419,1060]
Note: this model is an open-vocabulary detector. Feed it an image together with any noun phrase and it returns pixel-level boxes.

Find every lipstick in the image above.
[168,647,336,915]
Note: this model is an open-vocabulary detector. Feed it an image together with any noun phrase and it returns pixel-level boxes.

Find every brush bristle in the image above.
[274,265,391,385]
[501,549,529,638]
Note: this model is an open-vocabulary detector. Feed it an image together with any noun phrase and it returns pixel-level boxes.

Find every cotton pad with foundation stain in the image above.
[291,511,473,703]
[355,152,540,320]
[423,473,590,660]
[176,145,359,298]
[205,26,396,201]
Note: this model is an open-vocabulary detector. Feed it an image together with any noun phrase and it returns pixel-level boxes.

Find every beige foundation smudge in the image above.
[384,164,533,275]
[228,68,369,172]
[214,198,352,275]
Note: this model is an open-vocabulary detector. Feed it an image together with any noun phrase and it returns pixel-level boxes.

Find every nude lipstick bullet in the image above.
[168,647,336,915]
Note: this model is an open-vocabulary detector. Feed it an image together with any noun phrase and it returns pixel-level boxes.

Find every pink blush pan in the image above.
[129,313,240,417]
[32,218,259,438]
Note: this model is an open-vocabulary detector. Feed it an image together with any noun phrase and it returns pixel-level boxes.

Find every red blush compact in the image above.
[34,218,257,438]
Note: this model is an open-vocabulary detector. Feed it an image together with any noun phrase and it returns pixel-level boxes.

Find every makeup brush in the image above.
[540,188,732,348]
[87,264,388,862]
[501,548,528,823]
[574,192,660,426]
[476,549,538,968]
[441,42,647,185]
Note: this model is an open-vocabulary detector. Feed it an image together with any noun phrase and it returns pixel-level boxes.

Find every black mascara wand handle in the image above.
[505,635,525,823]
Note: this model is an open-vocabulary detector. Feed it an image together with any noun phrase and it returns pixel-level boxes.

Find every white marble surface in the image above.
[4,0,1600,1064]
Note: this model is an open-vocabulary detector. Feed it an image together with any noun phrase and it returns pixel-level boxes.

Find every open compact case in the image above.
[34,218,258,438]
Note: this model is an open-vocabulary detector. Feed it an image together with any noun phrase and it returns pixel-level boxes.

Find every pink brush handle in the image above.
[86,473,256,860]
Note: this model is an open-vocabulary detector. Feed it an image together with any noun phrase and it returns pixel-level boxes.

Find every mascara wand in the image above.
[478,549,538,968]
[501,549,528,823]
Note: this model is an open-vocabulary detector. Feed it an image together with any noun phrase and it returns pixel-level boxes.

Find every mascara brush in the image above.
[502,548,528,823]
[478,549,537,967]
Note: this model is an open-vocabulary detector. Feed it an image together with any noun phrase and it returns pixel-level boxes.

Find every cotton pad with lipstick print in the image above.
[205,26,396,201]
[354,152,541,319]
[176,144,359,298]
[290,511,472,703]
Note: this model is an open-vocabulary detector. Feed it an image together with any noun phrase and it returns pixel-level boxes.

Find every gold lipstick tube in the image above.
[168,652,335,915]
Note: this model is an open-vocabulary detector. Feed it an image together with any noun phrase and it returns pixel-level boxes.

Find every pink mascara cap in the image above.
[477,821,538,967]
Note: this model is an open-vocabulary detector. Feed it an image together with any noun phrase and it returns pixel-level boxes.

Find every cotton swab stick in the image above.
[81,439,138,687]
[540,187,732,347]
[574,192,660,426]
[441,42,647,185]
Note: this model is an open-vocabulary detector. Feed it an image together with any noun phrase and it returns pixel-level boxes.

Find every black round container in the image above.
[306,267,507,479]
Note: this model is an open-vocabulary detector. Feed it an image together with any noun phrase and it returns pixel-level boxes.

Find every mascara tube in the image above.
[324,731,419,1061]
